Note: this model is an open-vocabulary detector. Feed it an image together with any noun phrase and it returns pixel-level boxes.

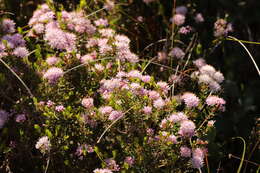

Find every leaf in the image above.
[34,124,41,133]
[45,129,53,138]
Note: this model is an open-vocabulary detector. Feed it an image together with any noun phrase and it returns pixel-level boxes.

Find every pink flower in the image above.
[146,128,154,136]
[214,18,233,37]
[180,146,191,157]
[148,90,160,100]
[35,136,51,154]
[99,106,113,115]
[94,18,108,27]
[105,158,120,171]
[143,106,152,114]
[141,75,151,83]
[94,64,105,72]
[195,13,204,23]
[191,156,204,169]
[104,0,115,11]
[108,111,123,121]
[176,6,188,15]
[124,156,135,166]
[55,105,65,112]
[193,58,206,68]
[168,112,188,123]
[82,97,94,108]
[153,98,165,109]
[128,70,142,79]
[169,47,185,59]
[157,51,167,61]
[160,119,168,129]
[172,14,185,26]
[116,71,127,78]
[193,148,205,158]
[99,28,115,37]
[93,168,113,173]
[206,95,226,111]
[13,47,29,58]
[178,120,196,138]
[181,92,200,108]
[46,100,54,107]
[46,56,59,65]
[44,26,76,51]
[137,16,144,22]
[1,19,16,33]
[15,114,26,123]
[2,33,25,48]
[179,26,192,35]
[213,71,224,83]
[43,67,63,84]
[157,81,169,93]
[207,120,215,127]
[200,65,216,77]
[167,134,177,144]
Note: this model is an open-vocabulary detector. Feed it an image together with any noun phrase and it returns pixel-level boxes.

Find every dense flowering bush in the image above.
[0,1,233,172]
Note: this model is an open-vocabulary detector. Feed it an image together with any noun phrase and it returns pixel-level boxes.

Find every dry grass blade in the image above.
[228,36,260,77]
[0,58,34,98]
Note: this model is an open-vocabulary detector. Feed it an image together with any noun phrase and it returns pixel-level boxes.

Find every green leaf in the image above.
[79,0,87,9]
[34,124,41,133]
[45,129,53,138]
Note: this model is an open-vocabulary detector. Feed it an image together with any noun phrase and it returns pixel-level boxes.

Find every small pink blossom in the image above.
[181,92,200,108]
[172,14,185,26]
[15,114,26,123]
[153,98,165,109]
[82,98,94,108]
[180,146,191,157]
[178,120,196,138]
[143,106,152,114]
[55,105,65,112]
[108,111,123,120]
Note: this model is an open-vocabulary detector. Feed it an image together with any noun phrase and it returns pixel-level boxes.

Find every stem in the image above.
[63,57,112,74]
[86,7,106,18]
[97,106,134,143]
[229,154,259,167]
[170,0,177,48]
[227,36,260,77]
[0,58,34,98]
[205,154,210,173]
[232,137,246,173]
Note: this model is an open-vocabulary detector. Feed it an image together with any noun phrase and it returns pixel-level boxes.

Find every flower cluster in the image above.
[35,136,51,154]
[0,2,230,173]
[0,19,29,58]
[214,18,233,37]
[192,58,224,92]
